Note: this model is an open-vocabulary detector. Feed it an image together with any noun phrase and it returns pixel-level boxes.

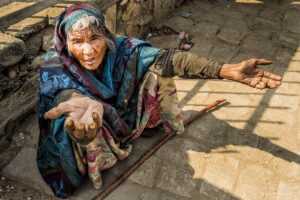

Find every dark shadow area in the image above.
[183,110,300,164]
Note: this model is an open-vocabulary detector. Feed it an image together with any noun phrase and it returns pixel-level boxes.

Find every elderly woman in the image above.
[37,4,281,198]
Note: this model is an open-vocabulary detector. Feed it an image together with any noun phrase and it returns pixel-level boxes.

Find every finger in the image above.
[74,122,85,139]
[255,81,266,90]
[262,77,281,89]
[64,119,74,134]
[263,71,282,81]
[86,123,97,139]
[250,77,261,88]
[44,102,70,119]
[255,59,272,65]
[92,112,102,127]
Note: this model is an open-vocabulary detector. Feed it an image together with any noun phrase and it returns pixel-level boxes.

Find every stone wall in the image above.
[0,0,184,154]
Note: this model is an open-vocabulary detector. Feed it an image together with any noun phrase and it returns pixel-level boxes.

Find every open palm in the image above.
[220,58,282,89]
[44,97,103,142]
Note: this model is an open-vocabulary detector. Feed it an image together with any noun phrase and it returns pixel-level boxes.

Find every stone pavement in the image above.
[3,0,300,199]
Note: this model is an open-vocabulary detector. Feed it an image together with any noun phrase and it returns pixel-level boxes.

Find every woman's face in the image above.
[68,29,107,71]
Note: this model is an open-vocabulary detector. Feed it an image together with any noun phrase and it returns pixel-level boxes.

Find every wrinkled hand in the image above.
[220,58,282,89]
[44,97,103,142]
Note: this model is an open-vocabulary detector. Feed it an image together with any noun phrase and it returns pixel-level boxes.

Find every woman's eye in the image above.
[91,35,100,40]
[72,40,82,44]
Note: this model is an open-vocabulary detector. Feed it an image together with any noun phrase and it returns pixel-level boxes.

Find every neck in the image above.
[92,64,103,78]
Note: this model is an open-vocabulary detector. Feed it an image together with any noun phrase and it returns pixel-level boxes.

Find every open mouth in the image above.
[85,58,95,65]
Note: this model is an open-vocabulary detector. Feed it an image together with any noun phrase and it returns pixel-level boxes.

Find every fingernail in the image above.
[89,124,96,130]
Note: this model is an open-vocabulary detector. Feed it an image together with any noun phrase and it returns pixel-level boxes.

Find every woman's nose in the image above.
[82,43,94,55]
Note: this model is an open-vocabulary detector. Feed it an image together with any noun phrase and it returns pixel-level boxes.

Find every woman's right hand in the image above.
[44,96,103,141]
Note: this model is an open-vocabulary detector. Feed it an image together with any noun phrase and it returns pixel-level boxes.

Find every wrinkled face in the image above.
[68,29,107,71]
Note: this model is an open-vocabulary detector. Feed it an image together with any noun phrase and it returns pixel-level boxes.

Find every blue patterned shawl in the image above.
[37,4,160,197]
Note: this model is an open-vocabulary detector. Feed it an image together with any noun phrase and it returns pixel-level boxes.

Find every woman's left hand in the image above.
[219,58,282,89]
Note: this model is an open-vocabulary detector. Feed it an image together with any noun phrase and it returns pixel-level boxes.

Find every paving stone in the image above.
[209,40,240,63]
[277,180,300,200]
[259,5,285,21]
[190,21,220,40]
[241,33,276,58]
[198,11,226,26]
[283,8,300,34]
[248,16,280,32]
[223,18,249,33]
[3,147,53,196]
[157,136,209,171]
[217,28,247,45]
[128,155,160,187]
[184,1,213,13]
[274,47,296,65]
[234,164,278,200]
[278,31,300,49]
[202,154,239,192]
[230,3,264,17]
[105,181,160,200]
[147,35,180,49]
[189,41,214,58]
[0,32,26,69]
[164,15,194,33]
[199,180,239,200]
[156,161,197,198]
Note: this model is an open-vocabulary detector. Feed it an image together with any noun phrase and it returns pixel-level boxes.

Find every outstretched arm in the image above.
[219,58,282,89]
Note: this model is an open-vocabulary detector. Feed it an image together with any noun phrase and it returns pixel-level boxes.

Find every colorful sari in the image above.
[37,4,183,198]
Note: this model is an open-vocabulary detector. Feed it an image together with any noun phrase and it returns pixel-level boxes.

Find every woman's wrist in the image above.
[219,63,238,80]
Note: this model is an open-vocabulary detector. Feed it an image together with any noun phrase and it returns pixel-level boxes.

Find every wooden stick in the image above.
[95,99,226,200]
[184,99,226,126]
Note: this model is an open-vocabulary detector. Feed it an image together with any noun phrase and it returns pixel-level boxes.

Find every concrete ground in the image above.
[2,0,300,199]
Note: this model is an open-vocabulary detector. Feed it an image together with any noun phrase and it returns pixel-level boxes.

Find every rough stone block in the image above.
[24,31,42,59]
[103,3,117,33]
[3,147,53,195]
[5,16,47,39]
[122,1,142,21]
[154,0,177,21]
[42,27,54,51]
[0,32,26,69]
[0,2,36,18]
[0,75,39,136]
[33,4,73,26]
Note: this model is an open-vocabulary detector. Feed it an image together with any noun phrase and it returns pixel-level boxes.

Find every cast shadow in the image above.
[182,108,300,164]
